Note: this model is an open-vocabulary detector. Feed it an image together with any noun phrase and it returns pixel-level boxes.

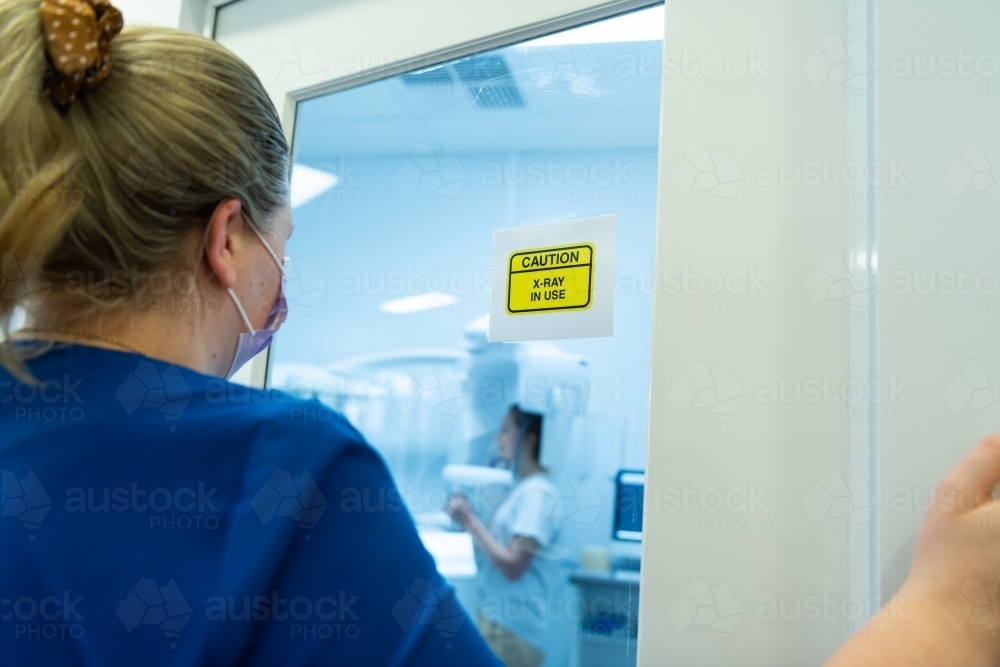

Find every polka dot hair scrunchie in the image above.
[38,0,124,105]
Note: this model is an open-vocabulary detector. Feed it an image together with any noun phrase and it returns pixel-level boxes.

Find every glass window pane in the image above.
[275,6,663,665]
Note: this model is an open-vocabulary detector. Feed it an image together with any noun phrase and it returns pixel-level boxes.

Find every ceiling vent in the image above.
[453,55,525,109]
[401,66,454,87]
[400,65,469,111]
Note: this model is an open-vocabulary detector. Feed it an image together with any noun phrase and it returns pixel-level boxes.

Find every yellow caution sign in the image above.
[506,243,595,314]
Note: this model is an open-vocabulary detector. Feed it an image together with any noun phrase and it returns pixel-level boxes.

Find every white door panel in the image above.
[641,0,1000,664]
[642,1,857,662]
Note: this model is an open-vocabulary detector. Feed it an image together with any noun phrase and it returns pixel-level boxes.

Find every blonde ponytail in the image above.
[0,0,290,380]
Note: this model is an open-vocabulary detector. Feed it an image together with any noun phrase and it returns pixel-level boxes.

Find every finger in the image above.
[936,435,1000,514]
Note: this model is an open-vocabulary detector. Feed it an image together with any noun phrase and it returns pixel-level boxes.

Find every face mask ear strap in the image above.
[225,223,285,336]
[227,288,256,333]
[247,222,286,274]
[200,213,285,284]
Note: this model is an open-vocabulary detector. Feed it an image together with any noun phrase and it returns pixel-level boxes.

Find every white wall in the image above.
[115,0,208,33]
[115,0,183,28]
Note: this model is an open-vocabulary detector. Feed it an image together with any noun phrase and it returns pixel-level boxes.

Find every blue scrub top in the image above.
[0,343,500,667]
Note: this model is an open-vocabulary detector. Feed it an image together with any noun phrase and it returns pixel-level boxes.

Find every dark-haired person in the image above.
[0,0,500,664]
[445,405,561,667]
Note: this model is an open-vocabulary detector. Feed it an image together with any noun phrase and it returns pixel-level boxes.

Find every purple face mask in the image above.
[224,225,289,380]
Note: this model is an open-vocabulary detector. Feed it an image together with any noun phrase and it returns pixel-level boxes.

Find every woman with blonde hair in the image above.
[8,2,1000,666]
[0,1,499,664]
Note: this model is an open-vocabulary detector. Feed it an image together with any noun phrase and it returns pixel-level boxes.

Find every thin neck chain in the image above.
[20,327,147,356]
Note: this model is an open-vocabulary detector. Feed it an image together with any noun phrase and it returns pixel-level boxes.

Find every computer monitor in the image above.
[613,470,644,542]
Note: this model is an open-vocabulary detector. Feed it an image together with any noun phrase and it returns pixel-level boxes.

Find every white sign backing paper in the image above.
[488,214,617,342]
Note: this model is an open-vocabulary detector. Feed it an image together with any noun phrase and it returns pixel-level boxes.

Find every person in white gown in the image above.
[446,405,561,667]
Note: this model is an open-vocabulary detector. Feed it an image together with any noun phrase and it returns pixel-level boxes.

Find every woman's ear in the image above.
[204,199,244,289]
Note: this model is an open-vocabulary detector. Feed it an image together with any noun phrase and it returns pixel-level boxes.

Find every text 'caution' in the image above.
[507,243,594,314]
